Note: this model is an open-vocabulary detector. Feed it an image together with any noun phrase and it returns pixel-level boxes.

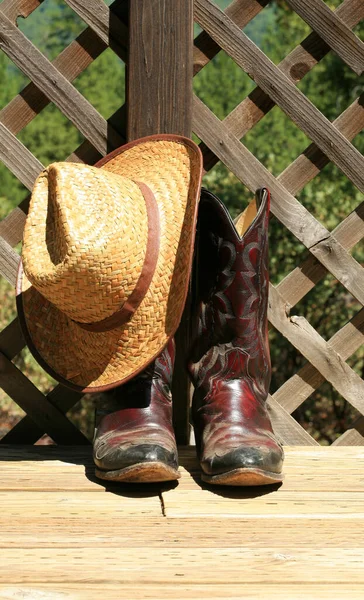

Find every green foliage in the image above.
[0,0,363,442]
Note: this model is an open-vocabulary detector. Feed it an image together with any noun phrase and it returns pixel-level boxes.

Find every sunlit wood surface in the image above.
[0,445,363,599]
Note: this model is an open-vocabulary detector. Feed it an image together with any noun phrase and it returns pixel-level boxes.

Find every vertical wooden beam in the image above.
[127,0,194,443]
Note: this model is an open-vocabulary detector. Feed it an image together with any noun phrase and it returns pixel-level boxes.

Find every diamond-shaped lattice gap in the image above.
[0,52,31,112]
[243,104,312,177]
[17,0,87,62]
[296,42,363,122]
[73,47,125,121]
[296,162,364,231]
[193,50,255,120]
[16,102,83,165]
[293,274,362,341]
[292,382,362,445]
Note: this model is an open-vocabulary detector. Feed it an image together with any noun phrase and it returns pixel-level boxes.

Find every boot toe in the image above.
[94,442,178,472]
[201,445,284,478]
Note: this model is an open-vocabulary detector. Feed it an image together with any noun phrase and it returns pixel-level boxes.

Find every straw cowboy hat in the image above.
[16,134,203,392]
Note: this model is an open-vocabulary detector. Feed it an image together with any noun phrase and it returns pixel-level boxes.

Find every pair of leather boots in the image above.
[93,188,284,486]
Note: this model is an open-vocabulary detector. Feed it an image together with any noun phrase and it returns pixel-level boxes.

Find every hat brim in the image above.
[16,134,203,392]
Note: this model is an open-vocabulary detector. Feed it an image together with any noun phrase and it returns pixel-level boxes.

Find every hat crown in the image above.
[22,162,149,323]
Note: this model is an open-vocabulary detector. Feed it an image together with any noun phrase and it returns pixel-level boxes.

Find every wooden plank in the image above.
[201,0,364,172]
[63,0,127,61]
[127,0,194,444]
[0,0,42,23]
[267,396,318,446]
[285,0,364,75]
[276,201,364,309]
[274,308,364,413]
[279,93,364,196]
[0,12,123,155]
[193,0,268,75]
[194,0,364,193]
[0,206,26,248]
[0,122,43,189]
[0,353,89,445]
[0,236,20,285]
[127,0,193,138]
[0,583,363,600]
[1,545,364,583]
[268,285,364,416]
[193,96,364,307]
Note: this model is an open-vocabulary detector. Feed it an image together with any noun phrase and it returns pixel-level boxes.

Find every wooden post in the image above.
[127,0,194,444]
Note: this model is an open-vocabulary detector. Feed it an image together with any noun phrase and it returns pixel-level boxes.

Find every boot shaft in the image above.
[189,188,271,401]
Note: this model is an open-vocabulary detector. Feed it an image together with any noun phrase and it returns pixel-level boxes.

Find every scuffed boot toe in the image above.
[201,444,284,487]
[94,442,180,483]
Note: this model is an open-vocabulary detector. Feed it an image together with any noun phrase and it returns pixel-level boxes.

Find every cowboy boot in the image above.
[93,339,180,483]
[188,187,284,486]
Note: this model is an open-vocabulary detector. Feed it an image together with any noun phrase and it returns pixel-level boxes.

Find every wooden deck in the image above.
[0,446,363,599]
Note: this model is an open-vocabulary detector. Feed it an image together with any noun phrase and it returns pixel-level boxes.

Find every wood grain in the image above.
[195,0,364,192]
[200,0,364,173]
[193,96,364,306]
[0,446,362,596]
[63,0,127,61]
[127,0,193,138]
[127,0,194,444]
[285,0,364,75]
[0,12,123,154]
[273,308,364,414]
[0,0,42,23]
[0,122,43,189]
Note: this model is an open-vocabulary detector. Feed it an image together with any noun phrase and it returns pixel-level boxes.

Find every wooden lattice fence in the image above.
[0,0,363,447]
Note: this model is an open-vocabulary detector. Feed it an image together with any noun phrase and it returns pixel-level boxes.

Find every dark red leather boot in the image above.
[189,188,284,486]
[93,339,180,483]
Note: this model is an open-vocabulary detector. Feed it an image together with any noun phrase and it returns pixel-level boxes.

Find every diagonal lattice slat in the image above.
[0,0,363,446]
[0,12,123,154]
[195,0,364,192]
[285,0,364,74]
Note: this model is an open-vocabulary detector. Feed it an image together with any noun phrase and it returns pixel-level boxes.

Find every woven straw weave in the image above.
[18,137,202,391]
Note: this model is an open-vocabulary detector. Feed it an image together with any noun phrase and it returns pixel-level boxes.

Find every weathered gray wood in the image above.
[0,12,123,155]
[0,122,43,189]
[127,0,193,138]
[193,96,364,307]
[194,0,364,193]
[193,0,268,75]
[63,0,127,62]
[279,94,364,196]
[276,201,364,309]
[285,0,364,75]
[0,237,20,286]
[201,0,364,173]
[267,396,319,446]
[0,206,27,249]
[0,353,89,444]
[268,285,364,417]
[273,308,364,414]
[127,0,194,445]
